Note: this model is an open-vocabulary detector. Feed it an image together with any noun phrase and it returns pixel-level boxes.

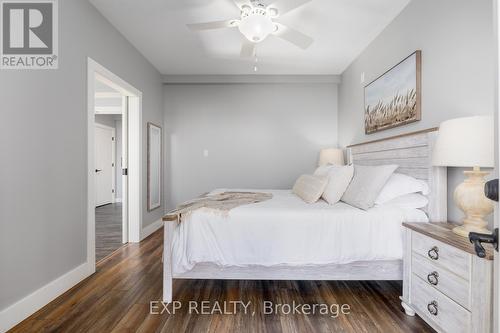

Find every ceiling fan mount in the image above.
[187,0,313,58]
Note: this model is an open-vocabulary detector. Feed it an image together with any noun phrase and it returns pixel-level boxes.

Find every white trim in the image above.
[121,95,129,244]
[0,262,93,332]
[87,62,97,274]
[494,1,500,331]
[95,92,122,99]
[141,219,163,241]
[162,74,342,85]
[95,71,141,96]
[128,95,142,243]
[95,106,122,115]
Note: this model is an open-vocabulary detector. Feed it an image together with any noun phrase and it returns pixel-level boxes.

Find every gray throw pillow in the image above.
[341,164,398,210]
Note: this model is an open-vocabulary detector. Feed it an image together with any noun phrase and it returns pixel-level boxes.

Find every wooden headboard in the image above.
[346,128,447,222]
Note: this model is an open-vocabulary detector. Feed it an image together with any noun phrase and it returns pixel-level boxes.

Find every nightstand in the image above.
[401,223,494,333]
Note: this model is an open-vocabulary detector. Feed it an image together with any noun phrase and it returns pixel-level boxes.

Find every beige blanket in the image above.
[164,191,273,222]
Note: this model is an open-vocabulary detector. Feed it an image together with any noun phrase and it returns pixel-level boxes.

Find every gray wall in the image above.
[164,83,339,209]
[338,0,495,223]
[0,0,163,311]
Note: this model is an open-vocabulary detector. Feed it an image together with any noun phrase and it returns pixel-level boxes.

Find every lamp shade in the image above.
[432,116,494,168]
[318,148,344,166]
[238,13,275,43]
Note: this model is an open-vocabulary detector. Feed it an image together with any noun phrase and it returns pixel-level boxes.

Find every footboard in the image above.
[162,218,177,303]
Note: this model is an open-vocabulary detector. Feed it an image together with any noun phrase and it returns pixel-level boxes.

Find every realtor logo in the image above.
[1,0,58,69]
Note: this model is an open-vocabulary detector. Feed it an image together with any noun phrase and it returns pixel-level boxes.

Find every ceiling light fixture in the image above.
[238,7,276,43]
[187,0,314,58]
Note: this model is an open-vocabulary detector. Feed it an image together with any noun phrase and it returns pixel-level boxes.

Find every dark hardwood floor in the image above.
[10,229,434,333]
[96,203,123,262]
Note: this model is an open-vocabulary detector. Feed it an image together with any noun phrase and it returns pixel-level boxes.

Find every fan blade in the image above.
[268,0,312,16]
[187,20,235,31]
[233,0,252,10]
[273,23,313,49]
[240,41,256,58]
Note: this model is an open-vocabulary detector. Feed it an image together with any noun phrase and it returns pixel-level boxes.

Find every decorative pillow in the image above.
[292,175,328,204]
[322,165,354,205]
[313,165,335,177]
[341,164,398,210]
[375,173,430,205]
[375,193,429,210]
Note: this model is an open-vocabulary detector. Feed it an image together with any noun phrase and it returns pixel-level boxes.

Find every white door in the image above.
[95,125,115,207]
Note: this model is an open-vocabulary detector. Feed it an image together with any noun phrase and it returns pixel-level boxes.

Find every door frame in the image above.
[494,0,499,331]
[94,123,116,206]
[121,95,129,244]
[87,58,143,271]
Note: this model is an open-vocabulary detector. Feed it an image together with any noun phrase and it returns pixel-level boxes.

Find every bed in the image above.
[162,129,447,303]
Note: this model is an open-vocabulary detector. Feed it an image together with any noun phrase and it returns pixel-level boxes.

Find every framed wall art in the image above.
[364,50,421,134]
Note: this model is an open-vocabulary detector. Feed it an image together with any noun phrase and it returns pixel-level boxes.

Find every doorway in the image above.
[94,85,122,261]
[87,58,143,270]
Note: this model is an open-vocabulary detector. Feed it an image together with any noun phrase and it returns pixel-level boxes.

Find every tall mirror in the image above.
[147,123,162,211]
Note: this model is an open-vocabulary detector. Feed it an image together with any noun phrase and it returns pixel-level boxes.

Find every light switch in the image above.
[360,72,365,84]
[203,149,209,157]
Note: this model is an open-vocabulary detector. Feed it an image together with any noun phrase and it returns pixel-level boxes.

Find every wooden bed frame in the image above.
[162,128,447,302]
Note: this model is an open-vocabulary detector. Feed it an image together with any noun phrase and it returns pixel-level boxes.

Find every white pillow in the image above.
[375,173,430,205]
[322,165,354,205]
[341,164,398,210]
[292,174,328,204]
[313,164,335,177]
[375,193,429,210]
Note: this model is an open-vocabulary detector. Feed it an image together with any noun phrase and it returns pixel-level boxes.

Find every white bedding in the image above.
[171,189,428,274]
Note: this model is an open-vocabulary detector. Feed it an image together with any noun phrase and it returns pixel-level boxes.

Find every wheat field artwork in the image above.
[364,51,421,134]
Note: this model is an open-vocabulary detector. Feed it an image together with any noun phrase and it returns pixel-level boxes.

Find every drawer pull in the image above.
[427,246,439,260]
[427,271,439,285]
[427,301,438,316]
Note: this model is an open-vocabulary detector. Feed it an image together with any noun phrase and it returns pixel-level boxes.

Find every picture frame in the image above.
[364,50,422,134]
[147,122,162,212]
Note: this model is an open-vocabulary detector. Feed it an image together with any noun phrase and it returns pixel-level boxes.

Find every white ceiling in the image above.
[89,0,411,75]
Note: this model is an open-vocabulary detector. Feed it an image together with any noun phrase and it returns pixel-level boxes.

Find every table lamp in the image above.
[432,116,494,237]
[318,148,344,166]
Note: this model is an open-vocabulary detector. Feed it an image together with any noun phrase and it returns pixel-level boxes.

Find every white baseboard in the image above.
[140,219,163,241]
[115,198,122,203]
[0,262,94,333]
[0,220,161,332]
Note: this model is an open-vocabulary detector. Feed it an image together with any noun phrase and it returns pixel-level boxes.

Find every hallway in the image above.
[95,203,123,261]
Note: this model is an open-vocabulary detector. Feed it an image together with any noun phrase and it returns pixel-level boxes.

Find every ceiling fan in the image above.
[187,0,314,58]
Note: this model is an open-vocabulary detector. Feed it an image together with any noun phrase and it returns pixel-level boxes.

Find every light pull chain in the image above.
[254,50,259,72]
